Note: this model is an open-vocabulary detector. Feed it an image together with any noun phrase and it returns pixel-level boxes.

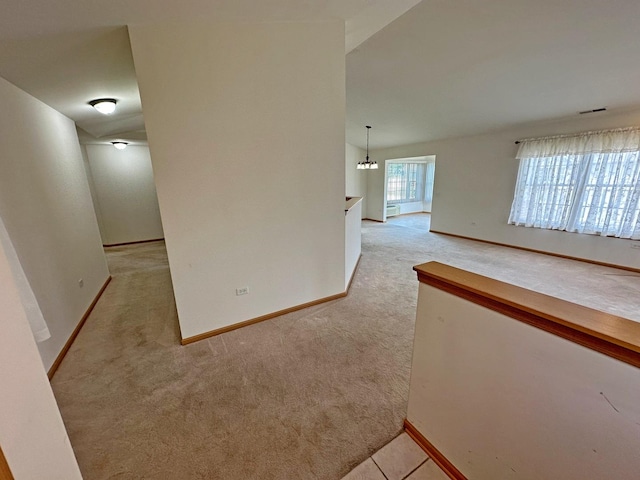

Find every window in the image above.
[386,163,426,203]
[509,128,640,239]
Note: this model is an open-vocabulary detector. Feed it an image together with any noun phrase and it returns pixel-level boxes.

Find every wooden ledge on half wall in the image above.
[345,196,362,213]
[414,261,640,369]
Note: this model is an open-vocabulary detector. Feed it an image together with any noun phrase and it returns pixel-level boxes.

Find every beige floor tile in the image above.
[372,433,428,480]
[342,458,387,480]
[406,459,450,480]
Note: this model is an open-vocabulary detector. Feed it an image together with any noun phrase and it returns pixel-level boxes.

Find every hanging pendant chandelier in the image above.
[357,125,378,170]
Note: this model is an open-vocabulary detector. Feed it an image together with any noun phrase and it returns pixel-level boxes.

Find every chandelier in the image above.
[356,125,378,169]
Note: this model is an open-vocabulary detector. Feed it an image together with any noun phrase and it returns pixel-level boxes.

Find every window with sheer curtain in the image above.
[508,127,640,240]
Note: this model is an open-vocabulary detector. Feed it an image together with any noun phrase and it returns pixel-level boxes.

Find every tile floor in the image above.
[342,433,449,480]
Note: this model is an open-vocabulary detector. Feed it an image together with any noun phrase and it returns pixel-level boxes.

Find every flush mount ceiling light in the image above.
[111,141,128,150]
[357,125,378,170]
[89,98,117,115]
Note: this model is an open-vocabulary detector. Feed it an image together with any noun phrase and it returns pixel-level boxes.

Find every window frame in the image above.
[386,161,426,204]
[509,149,640,239]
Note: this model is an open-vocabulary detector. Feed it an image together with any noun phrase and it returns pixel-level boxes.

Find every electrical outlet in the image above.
[631,243,640,250]
[78,278,84,287]
[236,287,249,296]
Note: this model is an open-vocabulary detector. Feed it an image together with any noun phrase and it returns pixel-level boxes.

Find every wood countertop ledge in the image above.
[414,261,640,369]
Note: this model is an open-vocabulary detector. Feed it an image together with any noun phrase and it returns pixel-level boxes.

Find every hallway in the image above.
[51,215,640,479]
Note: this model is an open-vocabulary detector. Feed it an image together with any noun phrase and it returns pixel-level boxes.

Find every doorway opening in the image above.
[383,155,436,222]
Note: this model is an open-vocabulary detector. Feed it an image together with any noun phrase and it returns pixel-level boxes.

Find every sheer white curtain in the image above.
[424,162,435,204]
[509,128,640,239]
[0,213,50,342]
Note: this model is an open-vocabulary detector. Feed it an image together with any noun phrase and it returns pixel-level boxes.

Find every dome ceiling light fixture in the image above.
[356,125,378,170]
[89,98,117,115]
[111,141,128,150]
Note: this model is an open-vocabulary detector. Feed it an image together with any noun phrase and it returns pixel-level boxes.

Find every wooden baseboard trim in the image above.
[390,211,431,218]
[182,256,363,345]
[103,238,164,248]
[47,275,112,380]
[404,419,467,480]
[430,229,640,274]
[0,446,14,480]
[363,218,384,223]
[181,291,347,345]
[346,254,362,292]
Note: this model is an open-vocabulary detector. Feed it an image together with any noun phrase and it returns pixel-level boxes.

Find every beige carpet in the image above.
[51,214,640,479]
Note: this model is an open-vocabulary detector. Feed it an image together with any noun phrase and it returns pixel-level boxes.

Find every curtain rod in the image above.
[514,126,640,145]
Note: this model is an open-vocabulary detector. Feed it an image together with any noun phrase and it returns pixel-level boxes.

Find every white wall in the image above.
[367,159,386,221]
[345,198,362,288]
[346,143,368,218]
[0,240,82,480]
[129,21,346,339]
[84,144,164,245]
[409,282,640,479]
[0,76,110,370]
[80,143,107,243]
[368,109,640,268]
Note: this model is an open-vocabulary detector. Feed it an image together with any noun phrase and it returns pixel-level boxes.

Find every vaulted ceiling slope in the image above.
[3,0,640,150]
[0,0,418,145]
[347,0,640,149]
